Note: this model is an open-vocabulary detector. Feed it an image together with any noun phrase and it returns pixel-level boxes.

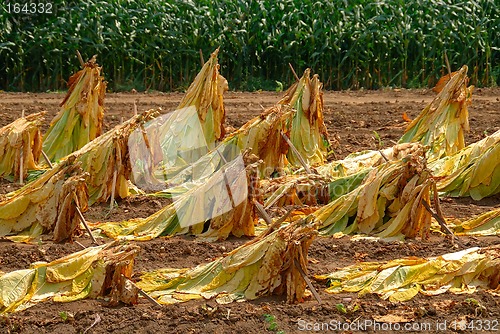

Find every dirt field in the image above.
[0,88,499,333]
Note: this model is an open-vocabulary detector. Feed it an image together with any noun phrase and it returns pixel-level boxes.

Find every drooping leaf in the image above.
[432,129,500,200]
[137,220,317,304]
[96,158,260,241]
[0,159,88,243]
[316,246,500,302]
[313,147,433,239]
[0,112,45,180]
[43,56,106,162]
[0,243,139,314]
[399,65,472,161]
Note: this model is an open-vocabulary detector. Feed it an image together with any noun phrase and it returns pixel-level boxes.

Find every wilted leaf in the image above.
[43,57,106,162]
[316,246,500,302]
[0,243,139,314]
[0,159,87,242]
[0,112,45,179]
[137,220,317,304]
[399,65,472,161]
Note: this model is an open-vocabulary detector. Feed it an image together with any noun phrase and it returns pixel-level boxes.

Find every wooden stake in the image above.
[255,201,273,226]
[41,150,53,168]
[122,274,162,307]
[378,150,389,162]
[133,99,138,116]
[444,51,452,78]
[432,182,445,223]
[294,258,322,304]
[280,131,313,174]
[21,109,25,118]
[19,148,24,185]
[74,199,98,245]
[289,63,300,81]
[421,199,465,247]
[199,49,205,66]
[110,168,118,211]
[76,50,85,67]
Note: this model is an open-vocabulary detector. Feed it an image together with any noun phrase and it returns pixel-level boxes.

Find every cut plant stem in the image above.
[280,131,313,174]
[294,258,322,304]
[19,148,24,185]
[378,150,389,162]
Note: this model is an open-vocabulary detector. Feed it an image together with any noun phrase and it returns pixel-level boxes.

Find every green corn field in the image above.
[0,0,498,92]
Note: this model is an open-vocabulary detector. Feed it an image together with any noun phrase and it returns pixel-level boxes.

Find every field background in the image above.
[1,88,500,333]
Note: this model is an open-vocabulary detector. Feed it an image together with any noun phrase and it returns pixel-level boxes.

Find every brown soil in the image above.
[1,88,500,334]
